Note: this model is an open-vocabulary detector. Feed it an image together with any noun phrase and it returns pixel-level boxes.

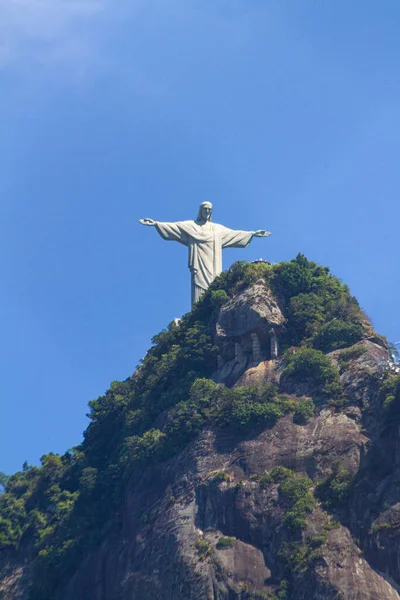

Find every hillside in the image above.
[1,255,400,600]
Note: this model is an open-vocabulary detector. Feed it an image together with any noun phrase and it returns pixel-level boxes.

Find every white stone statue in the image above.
[140,202,271,305]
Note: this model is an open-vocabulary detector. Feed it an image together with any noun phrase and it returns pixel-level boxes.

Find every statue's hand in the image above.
[139,218,156,226]
[254,230,271,237]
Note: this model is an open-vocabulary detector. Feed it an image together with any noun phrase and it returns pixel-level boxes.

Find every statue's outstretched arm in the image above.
[221,226,271,249]
[140,219,189,246]
[254,230,271,237]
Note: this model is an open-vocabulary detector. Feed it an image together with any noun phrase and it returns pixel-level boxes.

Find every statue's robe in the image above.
[155,220,254,304]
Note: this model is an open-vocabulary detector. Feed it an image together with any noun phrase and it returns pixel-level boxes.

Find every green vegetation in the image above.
[275,580,290,600]
[312,320,363,353]
[229,385,296,430]
[379,374,400,417]
[280,474,316,531]
[383,395,396,409]
[337,344,368,371]
[210,289,229,308]
[274,254,363,346]
[196,537,213,558]
[0,472,9,492]
[216,535,236,549]
[369,522,391,534]
[316,465,353,510]
[0,257,369,598]
[279,540,324,574]
[255,466,316,532]
[324,519,341,531]
[0,378,300,598]
[282,348,343,402]
[248,583,290,600]
[204,255,364,355]
[209,471,232,484]
[249,592,274,600]
[293,397,315,424]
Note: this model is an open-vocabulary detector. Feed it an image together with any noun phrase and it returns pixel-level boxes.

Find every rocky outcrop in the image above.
[213,280,285,386]
[0,547,32,600]
[58,283,400,600]
[61,398,400,599]
[2,278,400,600]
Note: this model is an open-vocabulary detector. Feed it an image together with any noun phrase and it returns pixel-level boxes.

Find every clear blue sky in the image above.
[1,1,400,475]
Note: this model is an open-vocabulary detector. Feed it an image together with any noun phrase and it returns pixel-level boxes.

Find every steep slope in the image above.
[1,256,400,600]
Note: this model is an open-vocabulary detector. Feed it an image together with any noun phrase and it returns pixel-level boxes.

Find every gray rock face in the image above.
[0,547,32,600]
[317,527,400,600]
[214,280,285,386]
[216,280,285,339]
[60,408,400,600]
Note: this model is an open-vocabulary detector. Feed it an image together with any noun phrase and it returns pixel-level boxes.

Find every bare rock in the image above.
[215,280,285,340]
[315,527,400,600]
[0,547,32,600]
[213,281,286,385]
[234,360,281,388]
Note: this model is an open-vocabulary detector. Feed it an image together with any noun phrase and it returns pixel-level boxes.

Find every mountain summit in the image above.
[2,256,400,600]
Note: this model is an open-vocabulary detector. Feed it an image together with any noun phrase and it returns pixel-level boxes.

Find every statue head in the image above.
[196,202,213,223]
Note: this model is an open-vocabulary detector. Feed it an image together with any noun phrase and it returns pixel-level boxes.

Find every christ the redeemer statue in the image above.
[140,202,271,305]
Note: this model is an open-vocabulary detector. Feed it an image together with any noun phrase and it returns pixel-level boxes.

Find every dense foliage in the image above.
[379,373,400,415]
[316,465,353,510]
[260,466,316,532]
[282,347,343,402]
[0,255,369,598]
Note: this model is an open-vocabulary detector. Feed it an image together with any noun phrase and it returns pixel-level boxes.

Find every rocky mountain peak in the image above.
[1,257,400,600]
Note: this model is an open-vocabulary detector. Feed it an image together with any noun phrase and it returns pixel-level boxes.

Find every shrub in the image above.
[337,345,368,372]
[188,378,220,407]
[269,466,293,483]
[276,580,290,599]
[282,348,342,400]
[196,537,212,558]
[280,475,316,531]
[324,520,340,531]
[309,533,327,548]
[209,260,273,298]
[230,386,295,430]
[370,522,391,534]
[216,536,236,549]
[312,320,363,353]
[79,467,98,496]
[273,254,315,298]
[290,293,326,340]
[0,472,9,493]
[293,397,314,424]
[272,254,363,350]
[120,429,167,470]
[383,395,396,409]
[259,468,317,532]
[279,541,323,574]
[259,473,273,487]
[379,375,400,418]
[316,465,352,509]
[210,289,229,308]
[209,471,232,484]
[338,345,367,363]
[280,476,313,504]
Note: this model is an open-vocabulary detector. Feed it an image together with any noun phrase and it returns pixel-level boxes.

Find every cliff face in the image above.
[2,258,400,600]
[59,285,399,600]
[62,388,398,600]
